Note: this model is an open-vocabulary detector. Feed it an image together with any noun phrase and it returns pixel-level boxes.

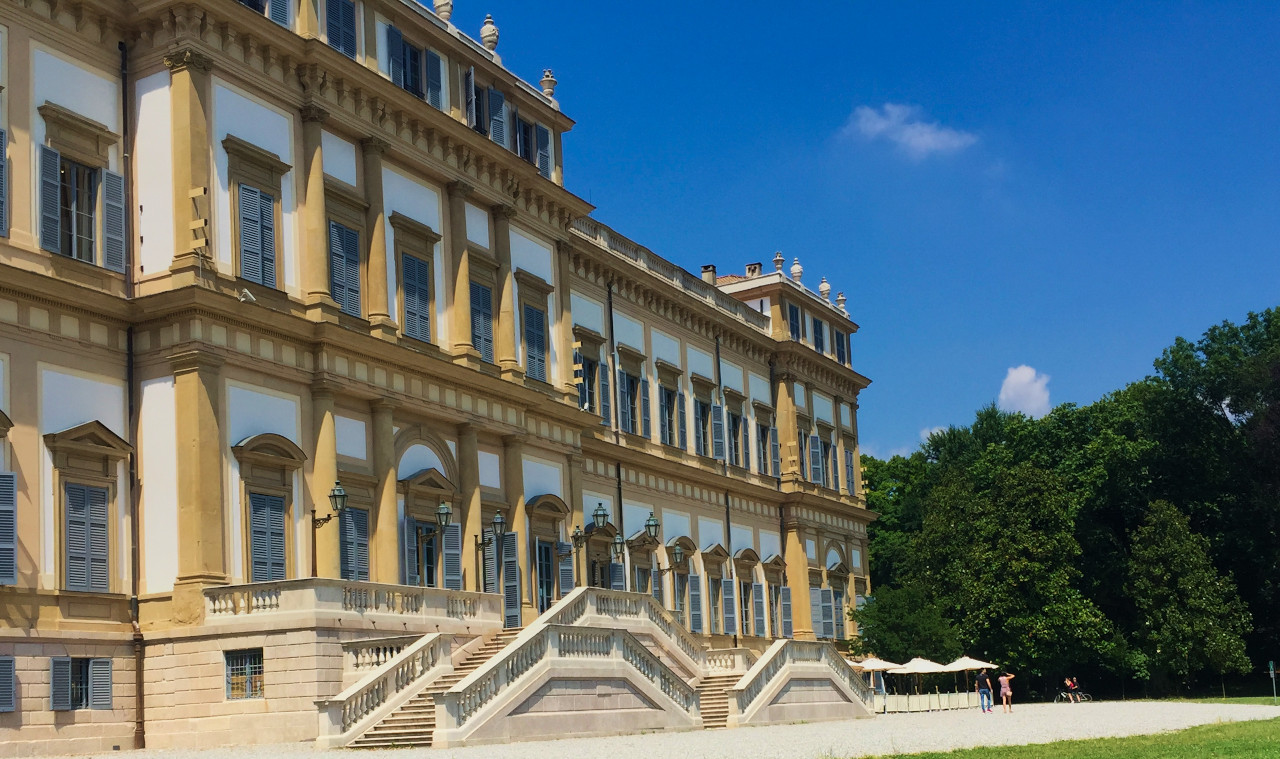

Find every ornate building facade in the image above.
[0,0,874,753]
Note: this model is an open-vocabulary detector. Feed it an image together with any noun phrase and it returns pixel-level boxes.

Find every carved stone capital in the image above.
[361,136,389,156]
[168,349,223,376]
[163,48,212,74]
[300,103,330,124]
[447,180,474,200]
[493,204,517,221]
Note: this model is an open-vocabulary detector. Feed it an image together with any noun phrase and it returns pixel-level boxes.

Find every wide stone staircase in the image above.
[697,673,741,729]
[349,629,523,749]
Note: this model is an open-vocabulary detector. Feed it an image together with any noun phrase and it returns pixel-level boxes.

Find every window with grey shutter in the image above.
[487,88,506,147]
[639,378,651,438]
[387,25,405,88]
[464,67,478,129]
[239,184,276,287]
[810,587,823,638]
[835,330,847,365]
[523,305,546,381]
[721,578,735,634]
[267,0,289,26]
[845,450,856,495]
[339,507,369,582]
[0,656,13,712]
[787,303,802,341]
[469,282,494,362]
[329,221,361,317]
[65,483,108,593]
[425,50,444,110]
[711,403,726,460]
[812,317,825,353]
[752,582,766,636]
[617,369,632,433]
[770,428,781,478]
[687,574,702,633]
[482,528,497,594]
[808,434,824,483]
[402,515,419,586]
[0,129,9,238]
[677,391,687,450]
[50,657,72,711]
[326,0,356,57]
[442,523,462,590]
[658,387,671,445]
[102,170,126,273]
[88,658,111,710]
[609,562,625,591]
[248,493,285,582]
[834,591,846,640]
[557,541,574,596]
[820,588,835,639]
[402,253,431,342]
[651,570,663,605]
[39,145,61,253]
[598,366,611,427]
[502,532,520,628]
[0,472,16,585]
[535,125,552,179]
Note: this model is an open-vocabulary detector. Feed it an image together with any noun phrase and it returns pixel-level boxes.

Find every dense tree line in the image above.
[852,308,1278,698]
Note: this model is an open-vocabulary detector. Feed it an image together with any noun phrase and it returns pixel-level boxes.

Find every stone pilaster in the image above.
[503,434,533,622]
[776,372,803,486]
[493,205,522,379]
[446,182,479,362]
[169,350,227,625]
[301,105,339,318]
[166,49,214,286]
[371,400,399,582]
[458,423,481,591]
[553,241,576,401]
[362,138,395,338]
[782,506,815,641]
[311,383,341,577]
[567,453,584,585]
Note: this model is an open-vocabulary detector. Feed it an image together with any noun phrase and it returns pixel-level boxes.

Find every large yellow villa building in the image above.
[0,0,876,753]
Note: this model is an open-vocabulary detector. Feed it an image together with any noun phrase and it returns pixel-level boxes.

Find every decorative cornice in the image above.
[361,136,389,156]
[168,349,224,375]
[448,180,475,200]
[300,102,331,124]
[494,203,517,221]
[163,47,212,74]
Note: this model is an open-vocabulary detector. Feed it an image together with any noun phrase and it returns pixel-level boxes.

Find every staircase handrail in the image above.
[728,639,873,716]
[576,587,709,669]
[316,632,453,743]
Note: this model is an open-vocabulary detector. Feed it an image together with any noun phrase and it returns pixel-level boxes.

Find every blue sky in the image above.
[470,1,1280,457]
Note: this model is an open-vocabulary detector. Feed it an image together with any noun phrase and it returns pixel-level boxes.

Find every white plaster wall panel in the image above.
[374,17,391,74]
[477,451,501,489]
[748,373,770,404]
[0,354,7,413]
[794,383,806,410]
[730,525,754,555]
[321,130,358,186]
[134,72,175,275]
[522,457,563,499]
[582,492,613,524]
[570,293,603,333]
[398,443,444,478]
[651,330,680,367]
[139,378,178,593]
[622,501,651,539]
[812,392,834,425]
[212,82,297,290]
[225,383,301,583]
[384,166,444,340]
[511,228,553,282]
[465,202,489,247]
[32,48,120,155]
[686,346,714,379]
[661,509,690,545]
[805,538,816,560]
[759,530,781,560]
[720,359,744,394]
[334,414,367,460]
[697,516,724,551]
[613,312,643,351]
[39,368,126,580]
[851,548,862,569]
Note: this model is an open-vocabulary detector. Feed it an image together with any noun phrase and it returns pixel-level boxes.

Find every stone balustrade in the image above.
[343,635,420,672]
[707,647,758,674]
[727,639,874,726]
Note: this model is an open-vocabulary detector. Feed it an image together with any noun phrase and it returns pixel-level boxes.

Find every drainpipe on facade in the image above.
[605,279,619,445]
[119,39,146,749]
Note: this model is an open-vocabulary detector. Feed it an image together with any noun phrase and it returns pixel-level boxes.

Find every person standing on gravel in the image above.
[975,669,994,713]
[998,671,1015,713]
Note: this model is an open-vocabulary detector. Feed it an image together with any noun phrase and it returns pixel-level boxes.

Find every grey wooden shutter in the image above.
[688,574,702,633]
[502,532,520,628]
[482,528,497,594]
[469,282,493,362]
[780,586,793,638]
[617,370,631,433]
[770,428,781,478]
[328,223,360,316]
[557,541,574,596]
[239,185,263,284]
[535,125,552,179]
[651,570,663,604]
[249,493,285,582]
[464,67,477,128]
[89,658,112,709]
[102,170,126,273]
[711,403,726,460]
[725,414,736,465]
[0,472,16,585]
[328,0,356,57]
[658,389,670,445]
[694,402,706,457]
[845,451,856,494]
[809,587,823,637]
[808,434,823,483]
[752,582,766,636]
[834,591,846,640]
[442,523,462,590]
[403,254,430,341]
[65,484,89,591]
[640,378,651,438]
[721,578,735,634]
[39,145,61,253]
[487,88,506,146]
[426,50,444,109]
[599,366,611,426]
[387,25,405,87]
[575,350,588,408]
[677,391,687,449]
[609,562,625,591]
[0,656,13,712]
[268,0,289,25]
[87,486,109,592]
[50,657,72,710]
[524,305,546,381]
[339,508,369,581]
[821,588,835,640]
[402,516,419,586]
[0,129,10,237]
[259,190,276,287]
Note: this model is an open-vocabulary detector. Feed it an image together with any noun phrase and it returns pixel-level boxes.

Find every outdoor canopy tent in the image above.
[889,657,948,674]
[943,656,999,672]
[851,657,901,671]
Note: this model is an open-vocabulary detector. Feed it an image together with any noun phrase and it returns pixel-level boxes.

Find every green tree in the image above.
[849,584,961,664]
[861,452,929,589]
[1127,499,1252,693]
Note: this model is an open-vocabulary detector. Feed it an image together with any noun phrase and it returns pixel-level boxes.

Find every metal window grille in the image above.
[225,649,265,700]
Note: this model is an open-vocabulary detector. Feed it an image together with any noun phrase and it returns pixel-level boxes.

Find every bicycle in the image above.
[1054,690,1093,703]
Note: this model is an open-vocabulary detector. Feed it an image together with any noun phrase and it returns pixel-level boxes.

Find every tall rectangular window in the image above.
[524,305,547,382]
[0,472,17,586]
[659,385,677,446]
[328,221,361,317]
[238,184,276,287]
[402,253,431,342]
[835,330,848,365]
[694,399,711,457]
[756,423,770,475]
[60,159,97,262]
[812,317,825,354]
[50,657,110,710]
[237,0,289,25]
[726,412,743,467]
[248,493,286,582]
[326,0,357,58]
[470,282,494,362]
[787,303,802,341]
[709,579,721,634]
[225,649,264,700]
[0,656,13,713]
[339,507,369,581]
[38,146,124,272]
[740,581,752,636]
[578,356,598,413]
[64,483,108,593]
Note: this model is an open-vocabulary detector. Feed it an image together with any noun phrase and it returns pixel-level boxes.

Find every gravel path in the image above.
[80,702,1280,759]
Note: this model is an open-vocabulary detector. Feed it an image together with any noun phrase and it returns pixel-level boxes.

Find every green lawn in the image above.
[859,716,1280,758]
[1144,696,1278,706]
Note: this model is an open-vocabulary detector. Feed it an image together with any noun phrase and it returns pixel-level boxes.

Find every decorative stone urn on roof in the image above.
[481,14,499,51]
[837,292,848,315]
[773,251,785,272]
[434,0,452,22]
[541,69,558,98]
[819,277,831,302]
[790,258,803,283]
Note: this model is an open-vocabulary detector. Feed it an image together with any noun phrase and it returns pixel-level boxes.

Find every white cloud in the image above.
[841,103,978,160]
[998,365,1051,418]
[920,426,945,443]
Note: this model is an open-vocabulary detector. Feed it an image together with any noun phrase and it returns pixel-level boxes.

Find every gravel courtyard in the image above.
[79,702,1280,759]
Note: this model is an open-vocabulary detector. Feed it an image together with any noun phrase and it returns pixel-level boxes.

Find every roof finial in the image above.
[836,292,847,314]
[480,14,499,51]
[819,277,831,301]
[773,251,785,272]
[433,0,452,22]
[790,257,803,283]
[541,69,558,98]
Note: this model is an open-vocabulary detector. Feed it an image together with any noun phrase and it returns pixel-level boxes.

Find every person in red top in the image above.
[998,671,1016,713]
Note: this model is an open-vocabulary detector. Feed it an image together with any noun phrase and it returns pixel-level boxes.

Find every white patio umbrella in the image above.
[889,657,948,674]
[852,657,901,671]
[943,656,999,672]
